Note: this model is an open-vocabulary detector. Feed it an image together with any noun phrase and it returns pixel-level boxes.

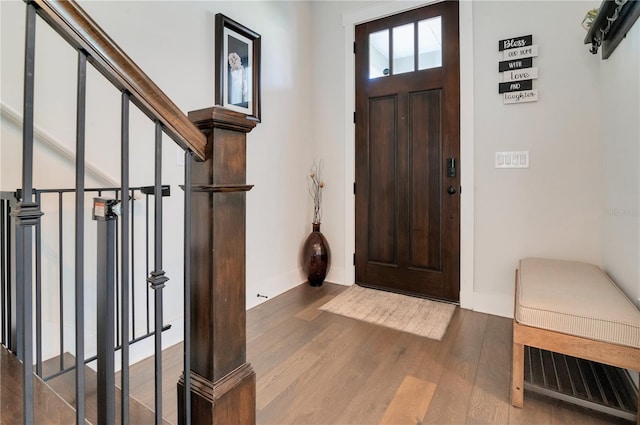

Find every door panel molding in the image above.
[408,89,442,272]
[368,95,398,265]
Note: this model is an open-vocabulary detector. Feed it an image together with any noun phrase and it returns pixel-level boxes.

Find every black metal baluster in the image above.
[6,200,14,353]
[1,199,6,346]
[75,50,88,424]
[35,191,42,377]
[95,198,117,425]
[146,193,150,334]
[16,4,40,423]
[115,191,120,347]
[183,150,192,424]
[131,189,136,339]
[58,191,64,371]
[14,196,23,362]
[120,91,131,425]
[148,121,168,425]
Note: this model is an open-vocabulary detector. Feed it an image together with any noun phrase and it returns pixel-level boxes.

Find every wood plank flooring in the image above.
[125,282,630,424]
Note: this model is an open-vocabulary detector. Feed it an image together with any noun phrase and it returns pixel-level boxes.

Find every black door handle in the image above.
[447,185,457,195]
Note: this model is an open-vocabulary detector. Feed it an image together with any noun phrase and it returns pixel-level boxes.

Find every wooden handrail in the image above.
[30,0,207,160]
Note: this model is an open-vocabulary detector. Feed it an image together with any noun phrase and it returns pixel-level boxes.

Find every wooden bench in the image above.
[511,258,640,424]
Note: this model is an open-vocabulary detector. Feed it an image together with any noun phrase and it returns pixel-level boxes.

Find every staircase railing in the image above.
[29,0,207,158]
[9,0,207,423]
[1,186,172,383]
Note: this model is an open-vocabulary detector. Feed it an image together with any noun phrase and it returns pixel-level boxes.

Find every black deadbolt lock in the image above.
[447,158,456,178]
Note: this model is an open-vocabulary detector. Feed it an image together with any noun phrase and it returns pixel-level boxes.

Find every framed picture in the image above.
[215,14,261,122]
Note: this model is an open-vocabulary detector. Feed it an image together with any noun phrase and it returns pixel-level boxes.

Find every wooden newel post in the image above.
[178,107,257,424]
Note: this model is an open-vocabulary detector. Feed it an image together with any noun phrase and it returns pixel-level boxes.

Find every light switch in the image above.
[495,151,529,168]
[519,153,527,165]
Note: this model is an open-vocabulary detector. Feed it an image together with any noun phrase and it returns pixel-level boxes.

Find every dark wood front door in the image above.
[355,1,460,302]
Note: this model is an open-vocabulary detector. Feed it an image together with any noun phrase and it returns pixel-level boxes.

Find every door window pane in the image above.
[418,17,442,70]
[369,30,389,79]
[393,23,415,75]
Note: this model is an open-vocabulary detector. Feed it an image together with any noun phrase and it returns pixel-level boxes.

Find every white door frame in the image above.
[342,1,475,310]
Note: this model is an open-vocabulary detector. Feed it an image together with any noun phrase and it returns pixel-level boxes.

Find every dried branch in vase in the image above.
[308,160,324,225]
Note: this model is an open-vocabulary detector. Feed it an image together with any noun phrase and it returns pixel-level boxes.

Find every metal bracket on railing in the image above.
[139,184,171,197]
[92,197,121,221]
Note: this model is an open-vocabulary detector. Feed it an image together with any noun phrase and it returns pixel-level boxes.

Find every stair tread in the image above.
[2,349,169,425]
[1,345,78,424]
[43,352,170,425]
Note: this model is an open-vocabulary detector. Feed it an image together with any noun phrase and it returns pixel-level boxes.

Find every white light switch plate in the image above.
[495,151,529,168]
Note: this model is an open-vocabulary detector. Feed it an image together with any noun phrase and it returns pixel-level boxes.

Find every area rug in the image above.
[318,285,456,341]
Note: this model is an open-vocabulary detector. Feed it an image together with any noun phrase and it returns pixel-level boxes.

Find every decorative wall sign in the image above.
[501,45,538,60]
[498,57,533,72]
[215,14,262,121]
[503,90,538,104]
[499,79,533,93]
[498,35,533,51]
[502,67,538,83]
[498,34,538,104]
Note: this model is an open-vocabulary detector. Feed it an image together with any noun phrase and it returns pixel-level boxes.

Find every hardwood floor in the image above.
[125,282,630,424]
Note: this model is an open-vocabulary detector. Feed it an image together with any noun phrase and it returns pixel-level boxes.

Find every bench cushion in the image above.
[516,258,640,349]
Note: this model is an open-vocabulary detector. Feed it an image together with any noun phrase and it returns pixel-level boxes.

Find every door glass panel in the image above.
[393,23,415,75]
[369,30,389,79]
[418,17,442,70]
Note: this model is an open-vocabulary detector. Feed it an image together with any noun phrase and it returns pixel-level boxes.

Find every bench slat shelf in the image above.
[525,346,638,422]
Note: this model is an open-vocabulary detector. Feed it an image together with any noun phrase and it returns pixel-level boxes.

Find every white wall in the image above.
[2,0,637,366]
[1,0,314,363]
[310,0,610,318]
[598,21,640,307]
[471,0,603,316]
[80,0,315,309]
[309,1,380,285]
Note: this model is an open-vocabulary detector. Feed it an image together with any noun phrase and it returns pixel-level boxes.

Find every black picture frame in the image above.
[215,13,261,122]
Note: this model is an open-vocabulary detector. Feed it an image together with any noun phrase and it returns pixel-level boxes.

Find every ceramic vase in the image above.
[302,222,330,286]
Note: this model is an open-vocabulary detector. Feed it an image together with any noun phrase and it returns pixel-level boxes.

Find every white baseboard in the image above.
[246,267,305,310]
[471,291,514,319]
[459,290,474,311]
